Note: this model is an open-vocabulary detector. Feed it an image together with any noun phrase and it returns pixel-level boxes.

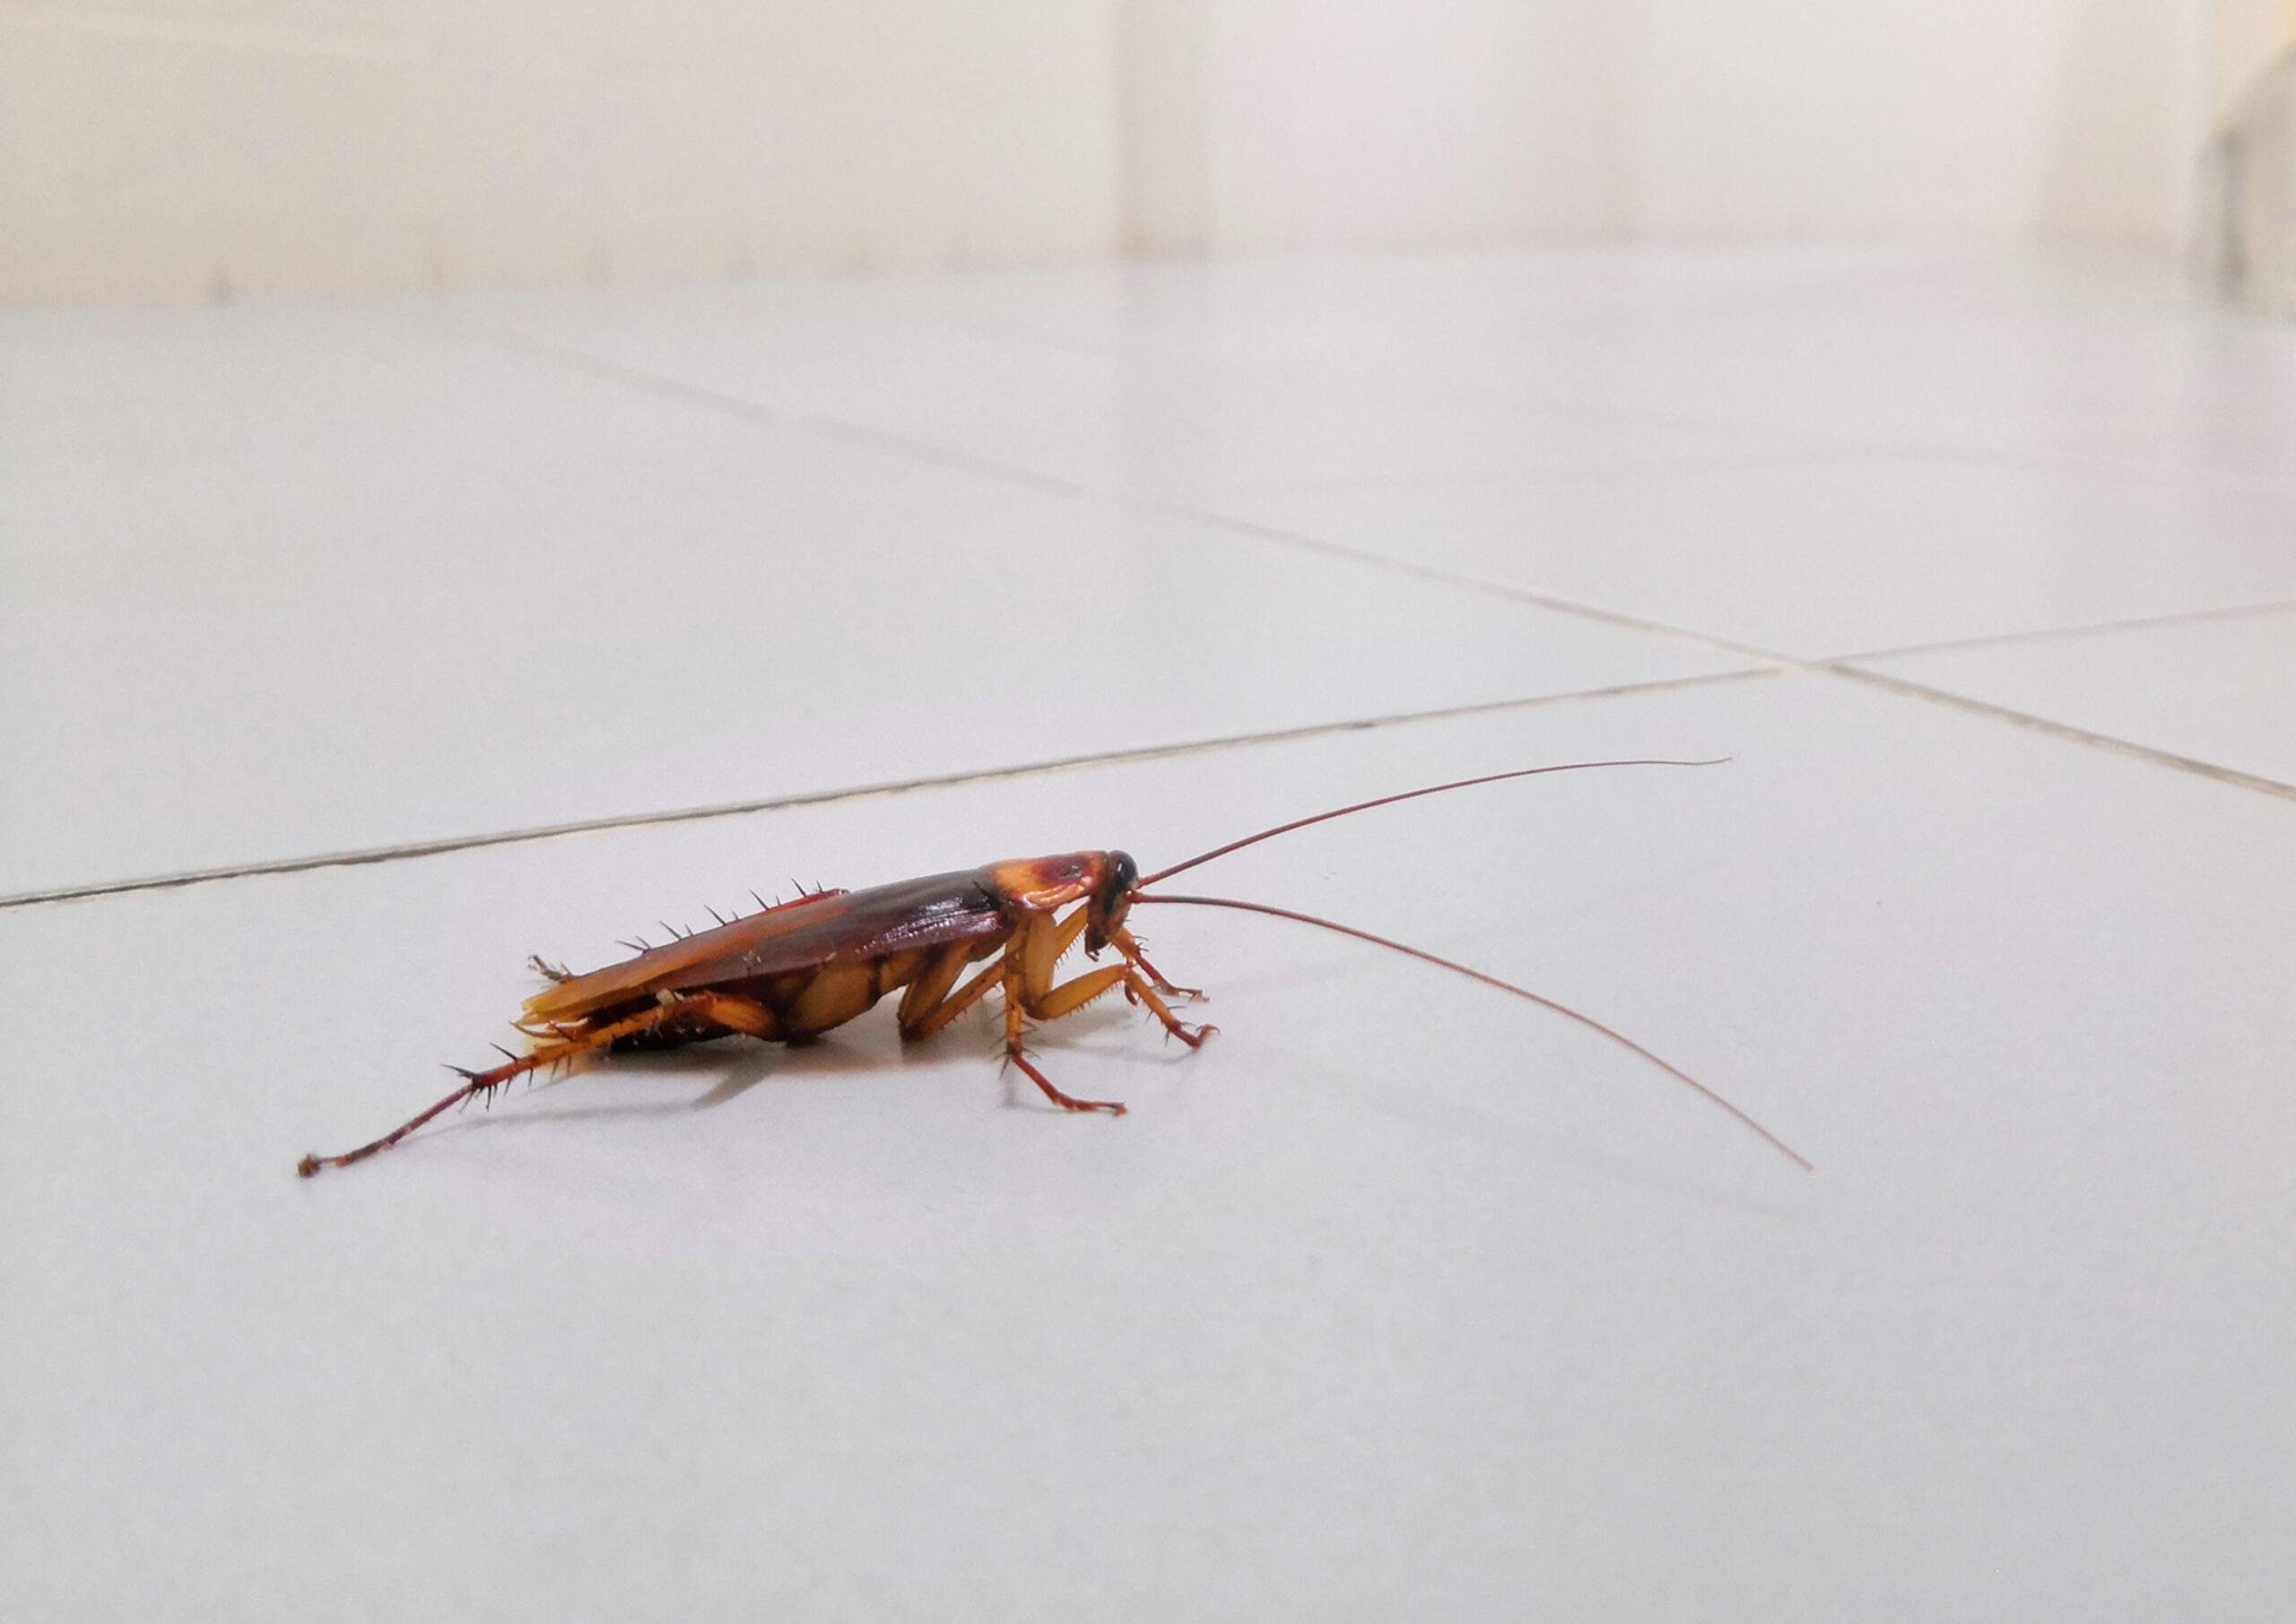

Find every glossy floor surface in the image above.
[6,249,2293,1620]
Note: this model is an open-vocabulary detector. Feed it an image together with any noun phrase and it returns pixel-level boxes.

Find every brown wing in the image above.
[522,870,1011,1024]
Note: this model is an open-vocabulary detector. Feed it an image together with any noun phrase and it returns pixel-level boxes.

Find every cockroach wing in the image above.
[521,870,1011,1024]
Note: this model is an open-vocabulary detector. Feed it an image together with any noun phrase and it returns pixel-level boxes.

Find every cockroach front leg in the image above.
[999,915,1218,1116]
[1107,926,1205,1002]
[1031,960,1216,1050]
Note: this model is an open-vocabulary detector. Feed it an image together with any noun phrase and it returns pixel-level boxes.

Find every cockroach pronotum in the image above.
[299,762,1811,1177]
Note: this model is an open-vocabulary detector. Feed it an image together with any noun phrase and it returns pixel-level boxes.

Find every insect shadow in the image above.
[302,761,1812,1176]
[430,998,1158,1141]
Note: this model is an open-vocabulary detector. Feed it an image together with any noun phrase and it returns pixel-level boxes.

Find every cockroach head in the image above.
[1086,850,1139,955]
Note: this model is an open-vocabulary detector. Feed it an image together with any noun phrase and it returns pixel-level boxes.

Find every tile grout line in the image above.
[1215,442,1831,502]
[454,319,1091,499]
[432,315,2296,813]
[1741,435,2296,497]
[446,317,1803,673]
[1828,666,2296,801]
[458,313,2296,676]
[1149,499,1798,667]
[0,669,1779,913]
[1143,511,2296,808]
[1824,596,2296,664]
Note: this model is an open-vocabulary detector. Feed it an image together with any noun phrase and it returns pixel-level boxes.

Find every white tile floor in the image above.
[4,248,2293,1620]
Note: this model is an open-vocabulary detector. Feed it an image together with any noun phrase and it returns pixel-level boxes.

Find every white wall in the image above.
[1119,0,2212,256]
[1126,0,1637,254]
[1622,0,2209,245]
[2213,0,2296,116]
[0,0,2217,305]
[0,1,1119,304]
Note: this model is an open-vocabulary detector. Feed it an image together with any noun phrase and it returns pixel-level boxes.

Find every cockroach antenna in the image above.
[299,757,1806,1177]
[1126,759,1812,1170]
[1135,760,1727,887]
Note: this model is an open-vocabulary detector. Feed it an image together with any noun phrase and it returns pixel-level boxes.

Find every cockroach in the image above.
[298,761,1810,1176]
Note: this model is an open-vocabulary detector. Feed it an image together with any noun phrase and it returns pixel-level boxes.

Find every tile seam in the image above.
[1828,597,2296,664]
[429,314,2296,814]
[446,317,1796,669]
[0,669,1777,912]
[1825,666,2296,801]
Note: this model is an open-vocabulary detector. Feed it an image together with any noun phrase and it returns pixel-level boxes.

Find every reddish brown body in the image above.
[298,850,1208,1176]
[299,763,1811,1177]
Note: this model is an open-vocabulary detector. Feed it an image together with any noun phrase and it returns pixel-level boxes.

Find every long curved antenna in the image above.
[1131,892,1811,1170]
[1135,760,1726,888]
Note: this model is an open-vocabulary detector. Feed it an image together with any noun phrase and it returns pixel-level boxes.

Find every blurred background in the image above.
[11,9,2296,1621]
[4,0,2291,306]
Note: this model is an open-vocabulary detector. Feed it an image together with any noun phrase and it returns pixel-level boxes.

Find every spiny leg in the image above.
[300,1003,678,1177]
[1002,955,1128,1116]
[1121,969,1216,1047]
[298,991,781,1177]
[1107,925,1204,1002]
[900,910,1210,1114]
[1031,960,1217,1050]
[1024,903,1092,990]
[895,942,996,1042]
[1004,908,1218,1111]
[900,947,1008,1041]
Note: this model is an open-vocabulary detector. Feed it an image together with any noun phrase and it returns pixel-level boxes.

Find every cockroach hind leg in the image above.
[301,1000,695,1177]
[1005,1048,1127,1116]
[444,1060,509,1110]
[527,954,573,983]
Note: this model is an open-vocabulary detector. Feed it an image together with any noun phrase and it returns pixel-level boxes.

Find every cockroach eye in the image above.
[299,761,1803,1177]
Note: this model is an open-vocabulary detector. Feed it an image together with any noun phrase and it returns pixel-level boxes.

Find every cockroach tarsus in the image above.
[298,760,1812,1177]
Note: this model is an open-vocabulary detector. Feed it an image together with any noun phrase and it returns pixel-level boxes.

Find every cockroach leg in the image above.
[304,759,1813,1177]
[299,994,728,1177]
[528,955,574,983]
[1004,1047,1125,1116]
[1126,975,1216,1049]
[670,990,783,1041]
[1024,958,1214,1050]
[900,951,1005,1042]
[1001,958,1126,1116]
[1022,900,1092,991]
[1108,926,1204,1002]
[1023,963,1128,1020]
